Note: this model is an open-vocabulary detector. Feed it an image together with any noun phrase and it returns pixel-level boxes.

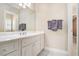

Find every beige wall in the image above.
[35,3,68,50]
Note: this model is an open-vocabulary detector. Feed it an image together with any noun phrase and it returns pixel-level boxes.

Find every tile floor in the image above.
[38,49,68,56]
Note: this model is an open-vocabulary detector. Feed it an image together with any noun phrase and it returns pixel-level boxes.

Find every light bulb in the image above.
[24,3,31,7]
[23,4,26,8]
[19,3,22,6]
[27,3,31,7]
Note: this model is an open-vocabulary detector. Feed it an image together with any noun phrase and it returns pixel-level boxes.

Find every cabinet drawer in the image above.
[32,35,40,42]
[0,40,18,56]
[22,35,41,47]
[32,41,41,56]
[22,44,32,56]
[22,37,33,47]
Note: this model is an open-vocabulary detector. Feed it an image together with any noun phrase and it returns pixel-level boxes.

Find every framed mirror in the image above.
[4,10,18,32]
[0,3,35,32]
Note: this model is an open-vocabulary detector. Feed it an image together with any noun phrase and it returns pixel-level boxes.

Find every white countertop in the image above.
[0,31,44,42]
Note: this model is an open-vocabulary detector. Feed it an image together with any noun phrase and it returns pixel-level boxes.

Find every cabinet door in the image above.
[32,41,41,56]
[22,37,33,47]
[5,51,19,56]
[40,34,44,50]
[22,44,32,56]
[0,40,18,56]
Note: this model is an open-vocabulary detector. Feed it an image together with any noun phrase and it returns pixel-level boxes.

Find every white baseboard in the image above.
[45,47,68,55]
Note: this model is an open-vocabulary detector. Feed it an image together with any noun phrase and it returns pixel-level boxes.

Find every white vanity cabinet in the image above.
[0,32,45,56]
[21,35,41,56]
[40,34,45,50]
[22,44,33,56]
[32,35,41,56]
[5,51,19,56]
[0,40,19,56]
[32,41,41,56]
[22,37,33,56]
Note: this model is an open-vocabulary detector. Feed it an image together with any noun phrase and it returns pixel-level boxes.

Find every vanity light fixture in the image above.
[23,4,26,8]
[18,3,31,8]
[19,3,22,7]
[24,3,31,7]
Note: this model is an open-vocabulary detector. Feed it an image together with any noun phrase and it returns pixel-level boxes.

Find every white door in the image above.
[67,3,73,56]
[78,3,79,56]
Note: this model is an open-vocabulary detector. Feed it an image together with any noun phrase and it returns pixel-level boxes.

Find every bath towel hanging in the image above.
[48,20,63,31]
[57,20,63,29]
[51,20,58,31]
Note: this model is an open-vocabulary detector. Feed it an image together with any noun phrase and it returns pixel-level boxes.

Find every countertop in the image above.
[0,31,44,42]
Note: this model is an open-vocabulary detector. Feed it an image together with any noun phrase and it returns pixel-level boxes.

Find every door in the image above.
[67,3,73,56]
[78,3,79,56]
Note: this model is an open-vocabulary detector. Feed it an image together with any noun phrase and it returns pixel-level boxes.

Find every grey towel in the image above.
[57,20,63,29]
[48,20,63,31]
[48,20,58,31]
[51,20,58,31]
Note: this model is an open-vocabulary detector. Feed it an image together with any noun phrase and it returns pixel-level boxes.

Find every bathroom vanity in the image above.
[0,31,44,56]
[0,4,44,56]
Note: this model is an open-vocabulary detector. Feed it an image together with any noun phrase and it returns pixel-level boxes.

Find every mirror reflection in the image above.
[0,3,35,32]
[5,11,18,32]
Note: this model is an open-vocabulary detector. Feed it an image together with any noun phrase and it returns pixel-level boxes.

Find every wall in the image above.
[35,3,68,51]
[19,5,36,31]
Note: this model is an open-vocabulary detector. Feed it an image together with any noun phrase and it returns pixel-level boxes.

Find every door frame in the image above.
[67,3,78,56]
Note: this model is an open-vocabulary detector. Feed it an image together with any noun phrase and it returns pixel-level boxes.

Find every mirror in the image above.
[0,3,35,32]
[19,3,35,31]
[0,3,19,32]
[4,10,18,32]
